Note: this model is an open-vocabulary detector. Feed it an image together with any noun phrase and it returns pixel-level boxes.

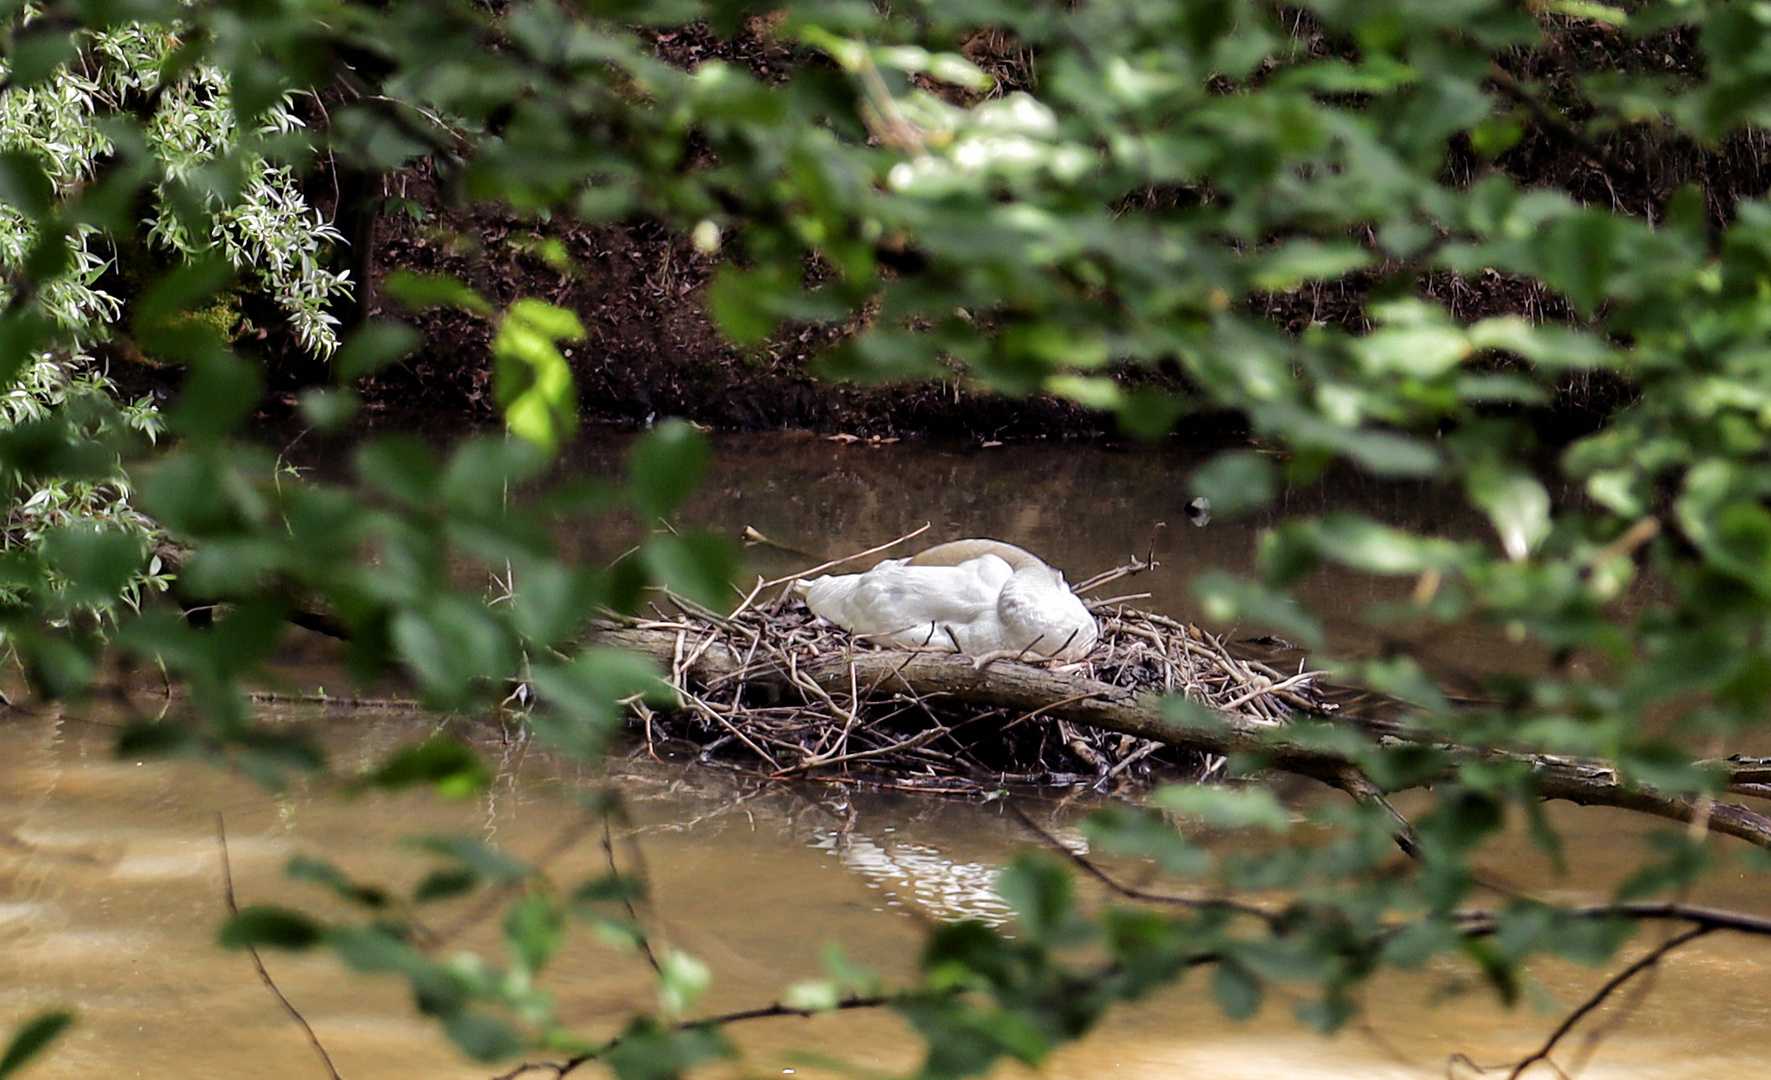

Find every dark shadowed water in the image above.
[2,431,1763,1079]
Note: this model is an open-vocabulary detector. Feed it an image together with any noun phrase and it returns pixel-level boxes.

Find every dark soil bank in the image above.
[351,175,1118,442]
[279,20,1771,443]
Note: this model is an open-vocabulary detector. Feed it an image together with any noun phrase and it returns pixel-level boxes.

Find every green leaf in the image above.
[8,26,78,87]
[23,636,96,702]
[493,299,583,453]
[1151,784,1292,832]
[1545,0,1627,26]
[135,257,234,355]
[627,419,710,523]
[381,271,492,315]
[444,1010,522,1062]
[505,895,566,973]
[529,648,667,758]
[115,721,202,759]
[366,738,491,799]
[287,856,390,908]
[1114,388,1188,440]
[1249,240,1373,290]
[658,949,711,1016]
[994,854,1075,944]
[572,873,647,907]
[173,353,262,440]
[604,1019,728,1080]
[0,151,53,217]
[413,867,479,903]
[706,264,781,345]
[42,525,146,606]
[1468,464,1551,562]
[416,836,532,883]
[1044,374,1122,410]
[1191,451,1276,519]
[783,979,841,1012]
[1459,938,1518,1007]
[390,598,516,705]
[1193,570,1324,650]
[335,321,422,382]
[642,531,738,613]
[298,388,360,431]
[1083,805,1212,875]
[440,436,549,518]
[0,1011,74,1080]
[328,924,426,974]
[0,310,55,390]
[1212,962,1263,1019]
[357,435,439,506]
[218,906,324,951]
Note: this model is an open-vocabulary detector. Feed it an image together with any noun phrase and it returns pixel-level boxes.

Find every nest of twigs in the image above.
[626,577,1331,794]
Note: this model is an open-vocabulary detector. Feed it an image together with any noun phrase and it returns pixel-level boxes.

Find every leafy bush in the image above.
[0,16,351,612]
[10,0,1771,1078]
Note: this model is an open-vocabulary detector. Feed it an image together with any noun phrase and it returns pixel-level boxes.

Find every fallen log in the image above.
[592,622,1771,850]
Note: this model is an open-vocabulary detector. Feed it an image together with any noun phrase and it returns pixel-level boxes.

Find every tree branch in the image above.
[1504,925,1712,1080]
[490,995,897,1080]
[593,626,1771,849]
[1006,802,1283,925]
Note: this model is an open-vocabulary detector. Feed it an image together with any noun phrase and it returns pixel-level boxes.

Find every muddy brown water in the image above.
[5,432,1768,1079]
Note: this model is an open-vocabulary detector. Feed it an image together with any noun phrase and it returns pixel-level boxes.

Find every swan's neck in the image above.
[907,539,1043,571]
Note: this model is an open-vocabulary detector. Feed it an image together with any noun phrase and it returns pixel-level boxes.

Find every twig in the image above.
[1504,925,1713,1080]
[1008,803,1282,925]
[216,814,345,1080]
[492,995,897,1080]
[726,575,769,621]
[1000,690,1116,732]
[1073,558,1157,596]
[602,817,661,974]
[1215,670,1328,713]
[770,723,953,778]
[759,523,932,589]
[244,690,421,708]
[1328,768,1424,860]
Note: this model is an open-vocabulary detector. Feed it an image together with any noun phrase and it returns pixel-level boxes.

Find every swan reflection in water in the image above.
[808,826,1015,925]
[807,820,1091,927]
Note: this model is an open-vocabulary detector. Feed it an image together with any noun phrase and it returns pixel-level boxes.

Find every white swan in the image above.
[793,539,1099,662]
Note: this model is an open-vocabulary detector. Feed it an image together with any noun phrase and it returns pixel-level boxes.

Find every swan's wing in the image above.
[802,557,1010,642]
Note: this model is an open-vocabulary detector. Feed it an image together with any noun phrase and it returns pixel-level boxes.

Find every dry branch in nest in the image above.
[598,588,1332,795]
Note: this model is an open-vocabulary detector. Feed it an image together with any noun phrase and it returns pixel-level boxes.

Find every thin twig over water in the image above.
[216,813,346,1080]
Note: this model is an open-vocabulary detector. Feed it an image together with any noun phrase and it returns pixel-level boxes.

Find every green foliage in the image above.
[493,299,582,454]
[10,0,1771,1075]
[362,736,491,799]
[218,905,324,950]
[0,1012,73,1080]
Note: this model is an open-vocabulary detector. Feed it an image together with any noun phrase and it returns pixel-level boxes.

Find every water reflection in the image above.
[807,829,1014,926]
[3,706,1771,1079]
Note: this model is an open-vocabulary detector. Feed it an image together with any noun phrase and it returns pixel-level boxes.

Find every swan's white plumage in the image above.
[795,539,1098,661]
